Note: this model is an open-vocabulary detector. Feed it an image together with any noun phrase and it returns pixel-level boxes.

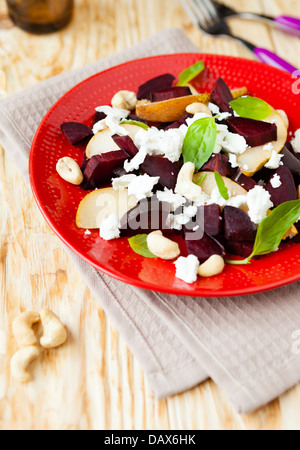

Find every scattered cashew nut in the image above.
[10,346,40,383]
[111,90,137,111]
[175,162,203,201]
[40,309,67,349]
[198,255,225,278]
[186,102,212,116]
[12,311,40,347]
[276,109,289,129]
[147,231,181,260]
[56,157,83,185]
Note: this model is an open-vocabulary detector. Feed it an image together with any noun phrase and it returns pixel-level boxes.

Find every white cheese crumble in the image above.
[156,188,186,212]
[222,132,248,155]
[174,255,200,284]
[228,154,239,168]
[206,187,247,209]
[270,174,282,189]
[100,214,120,241]
[265,151,284,169]
[124,148,147,173]
[263,142,274,152]
[93,106,129,135]
[167,204,198,231]
[112,174,137,191]
[84,230,91,235]
[216,112,232,121]
[291,129,300,153]
[186,112,212,127]
[246,186,273,225]
[208,103,220,115]
[127,174,160,201]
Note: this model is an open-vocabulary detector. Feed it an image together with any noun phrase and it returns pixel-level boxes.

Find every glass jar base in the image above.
[9,12,72,34]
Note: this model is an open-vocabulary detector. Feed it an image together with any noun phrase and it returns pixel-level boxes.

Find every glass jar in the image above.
[6,0,74,34]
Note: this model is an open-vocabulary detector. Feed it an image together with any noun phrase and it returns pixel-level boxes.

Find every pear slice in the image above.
[237,112,288,177]
[86,124,142,160]
[193,171,248,212]
[76,187,138,229]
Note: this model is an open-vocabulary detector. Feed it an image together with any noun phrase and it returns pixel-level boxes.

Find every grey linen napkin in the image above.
[1,28,300,414]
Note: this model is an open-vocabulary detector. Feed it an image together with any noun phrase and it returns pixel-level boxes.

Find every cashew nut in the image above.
[147,231,181,260]
[56,157,83,185]
[40,309,67,349]
[276,110,289,129]
[111,90,137,111]
[12,312,40,347]
[186,103,212,116]
[10,346,40,383]
[175,162,203,201]
[198,255,225,278]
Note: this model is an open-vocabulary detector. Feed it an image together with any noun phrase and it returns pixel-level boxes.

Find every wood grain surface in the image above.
[1,0,300,431]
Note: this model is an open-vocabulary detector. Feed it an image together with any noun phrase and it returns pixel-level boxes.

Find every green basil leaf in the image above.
[194,174,207,186]
[128,234,156,258]
[178,60,205,86]
[229,96,274,121]
[214,171,229,200]
[121,120,150,130]
[182,117,217,171]
[227,200,300,265]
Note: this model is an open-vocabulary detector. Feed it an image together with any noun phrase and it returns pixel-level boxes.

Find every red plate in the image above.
[29,53,300,297]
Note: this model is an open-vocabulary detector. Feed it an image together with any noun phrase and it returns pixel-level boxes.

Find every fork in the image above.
[212,0,300,38]
[181,0,298,75]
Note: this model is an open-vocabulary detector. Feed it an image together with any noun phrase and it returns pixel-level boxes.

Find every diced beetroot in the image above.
[184,231,225,263]
[120,197,170,237]
[211,77,234,113]
[224,240,254,258]
[223,206,257,242]
[112,134,139,157]
[141,156,182,191]
[233,170,257,191]
[81,153,88,172]
[93,111,106,126]
[60,122,93,145]
[165,114,192,130]
[197,204,223,237]
[128,114,149,126]
[252,167,275,185]
[82,150,129,190]
[265,165,297,207]
[281,145,300,177]
[225,117,277,147]
[201,153,234,177]
[150,86,191,103]
[137,73,175,100]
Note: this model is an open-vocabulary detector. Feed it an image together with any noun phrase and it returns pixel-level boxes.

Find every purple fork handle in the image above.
[274,16,300,37]
[253,47,298,75]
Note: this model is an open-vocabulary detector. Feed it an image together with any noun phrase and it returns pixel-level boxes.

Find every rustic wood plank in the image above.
[0,0,300,430]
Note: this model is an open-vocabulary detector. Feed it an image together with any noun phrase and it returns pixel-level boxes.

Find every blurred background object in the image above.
[5,0,74,34]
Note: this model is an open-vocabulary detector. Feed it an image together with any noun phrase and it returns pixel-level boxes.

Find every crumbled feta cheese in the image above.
[216,112,232,121]
[186,112,212,127]
[228,154,239,168]
[206,187,228,208]
[124,148,147,173]
[127,174,160,200]
[193,225,200,232]
[291,129,300,153]
[263,142,274,151]
[247,186,273,225]
[167,204,198,230]
[112,174,137,191]
[93,106,129,135]
[85,230,91,235]
[270,174,282,189]
[213,124,229,154]
[265,151,284,169]
[233,110,240,117]
[156,188,186,212]
[100,214,120,241]
[174,255,200,284]
[226,195,248,209]
[208,103,220,115]
[222,132,248,155]
[194,191,210,206]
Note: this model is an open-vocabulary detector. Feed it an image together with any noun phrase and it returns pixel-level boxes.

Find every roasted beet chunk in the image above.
[93,111,106,126]
[184,230,225,263]
[141,156,182,191]
[60,122,93,145]
[233,170,257,191]
[164,114,192,131]
[120,197,170,237]
[224,240,254,258]
[112,134,139,157]
[201,154,234,177]
[225,117,277,147]
[265,165,297,207]
[150,86,192,102]
[211,77,234,113]
[82,150,129,190]
[281,145,300,177]
[197,204,223,237]
[223,206,257,242]
[137,73,175,100]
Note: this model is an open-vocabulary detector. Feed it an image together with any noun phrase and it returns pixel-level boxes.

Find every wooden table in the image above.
[1,0,300,431]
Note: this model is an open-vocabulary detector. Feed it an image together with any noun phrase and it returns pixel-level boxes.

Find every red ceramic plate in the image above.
[29,53,300,297]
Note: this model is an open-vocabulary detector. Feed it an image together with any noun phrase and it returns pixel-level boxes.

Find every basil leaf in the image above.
[182,118,217,171]
[229,96,274,121]
[194,174,207,186]
[214,171,229,200]
[178,60,205,86]
[121,120,150,130]
[128,234,156,258]
[227,200,300,265]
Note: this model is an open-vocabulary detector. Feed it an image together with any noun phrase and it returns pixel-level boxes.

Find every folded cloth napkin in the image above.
[1,28,300,414]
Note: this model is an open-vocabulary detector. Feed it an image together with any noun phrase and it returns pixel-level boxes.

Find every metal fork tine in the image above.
[180,0,200,29]
[191,0,211,28]
[201,0,219,21]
